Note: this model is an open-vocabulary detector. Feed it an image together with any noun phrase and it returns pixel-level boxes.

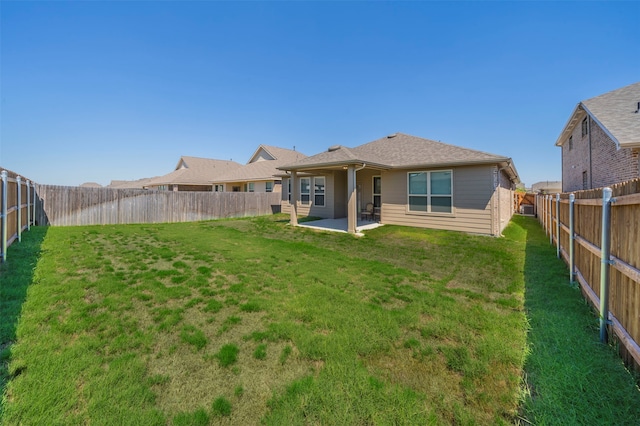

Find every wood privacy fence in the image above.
[535,178,640,372]
[0,170,37,262]
[34,185,282,227]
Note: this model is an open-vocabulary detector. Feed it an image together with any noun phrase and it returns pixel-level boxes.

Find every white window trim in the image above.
[313,177,326,207]
[247,182,255,192]
[406,170,454,216]
[266,181,273,193]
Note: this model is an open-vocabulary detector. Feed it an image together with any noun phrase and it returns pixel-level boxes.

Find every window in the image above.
[287,179,291,202]
[266,181,273,193]
[373,176,381,208]
[408,170,453,214]
[232,186,241,192]
[300,178,310,205]
[568,135,573,150]
[314,177,325,207]
[214,184,224,192]
[247,182,255,192]
[582,117,589,137]
[582,171,588,190]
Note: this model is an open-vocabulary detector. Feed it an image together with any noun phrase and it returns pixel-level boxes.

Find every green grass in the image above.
[517,216,640,424]
[1,215,638,424]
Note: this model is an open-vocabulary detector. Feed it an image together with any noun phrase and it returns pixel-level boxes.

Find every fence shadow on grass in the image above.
[515,215,640,425]
[0,226,48,414]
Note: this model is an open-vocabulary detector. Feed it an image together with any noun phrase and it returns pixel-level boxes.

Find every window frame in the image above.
[313,177,325,207]
[300,177,311,205]
[247,182,255,193]
[582,117,589,137]
[406,170,454,215]
[265,181,273,193]
[568,135,573,150]
[372,176,381,208]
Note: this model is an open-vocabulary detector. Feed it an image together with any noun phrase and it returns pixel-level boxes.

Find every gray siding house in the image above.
[278,133,519,236]
[556,82,640,192]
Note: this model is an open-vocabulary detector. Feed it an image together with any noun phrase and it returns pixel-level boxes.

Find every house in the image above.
[555,81,640,192]
[210,145,306,193]
[531,181,562,194]
[277,133,520,236]
[143,156,242,191]
[108,177,158,189]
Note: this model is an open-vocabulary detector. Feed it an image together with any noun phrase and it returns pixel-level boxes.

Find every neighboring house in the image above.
[79,182,103,188]
[556,81,640,192]
[143,156,242,191]
[531,181,562,194]
[211,145,306,193]
[108,177,158,189]
[278,133,520,236]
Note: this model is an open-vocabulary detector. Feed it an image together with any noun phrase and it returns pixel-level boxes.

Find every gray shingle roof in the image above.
[214,145,306,183]
[581,81,640,147]
[279,133,512,170]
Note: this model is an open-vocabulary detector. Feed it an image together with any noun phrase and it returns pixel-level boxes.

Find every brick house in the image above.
[556,81,640,192]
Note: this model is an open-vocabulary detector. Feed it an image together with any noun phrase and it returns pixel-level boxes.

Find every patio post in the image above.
[290,171,298,226]
[347,165,356,234]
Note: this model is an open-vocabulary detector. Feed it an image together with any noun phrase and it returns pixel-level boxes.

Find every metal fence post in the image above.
[17,176,22,242]
[569,193,575,284]
[599,187,613,343]
[1,170,7,262]
[555,193,560,257]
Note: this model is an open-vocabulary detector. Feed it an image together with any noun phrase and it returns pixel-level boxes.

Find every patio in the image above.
[296,218,383,236]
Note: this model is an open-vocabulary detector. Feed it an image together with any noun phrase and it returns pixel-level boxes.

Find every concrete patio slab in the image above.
[296,218,383,236]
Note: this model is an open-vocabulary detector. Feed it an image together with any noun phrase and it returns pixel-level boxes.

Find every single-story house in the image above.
[211,145,306,193]
[555,81,640,192]
[277,133,520,236]
[143,156,242,191]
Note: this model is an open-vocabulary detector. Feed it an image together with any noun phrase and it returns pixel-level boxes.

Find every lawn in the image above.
[1,215,638,424]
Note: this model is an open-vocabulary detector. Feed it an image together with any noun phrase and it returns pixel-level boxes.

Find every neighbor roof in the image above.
[279,133,519,182]
[214,145,306,183]
[556,81,640,148]
[144,156,242,187]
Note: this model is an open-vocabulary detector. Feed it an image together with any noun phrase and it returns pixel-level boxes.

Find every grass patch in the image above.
[215,344,239,367]
[2,215,638,424]
[211,396,232,417]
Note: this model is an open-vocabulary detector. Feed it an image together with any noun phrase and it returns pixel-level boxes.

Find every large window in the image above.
[408,170,452,214]
[314,177,325,207]
[300,178,310,205]
[373,176,381,208]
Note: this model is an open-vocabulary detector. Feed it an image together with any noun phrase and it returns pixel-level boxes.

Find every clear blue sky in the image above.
[1,1,638,187]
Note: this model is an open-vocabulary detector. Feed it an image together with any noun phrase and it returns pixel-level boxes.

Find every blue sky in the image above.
[1,1,638,187]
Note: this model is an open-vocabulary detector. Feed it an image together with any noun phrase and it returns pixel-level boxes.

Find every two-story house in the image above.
[556,81,640,192]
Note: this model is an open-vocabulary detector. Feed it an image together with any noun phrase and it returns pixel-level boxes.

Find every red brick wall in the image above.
[561,115,639,192]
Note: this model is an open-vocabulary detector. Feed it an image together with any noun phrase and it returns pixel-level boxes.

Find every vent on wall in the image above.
[328,145,342,152]
[387,133,397,138]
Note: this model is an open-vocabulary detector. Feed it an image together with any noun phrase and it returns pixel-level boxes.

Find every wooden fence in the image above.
[0,170,37,262]
[35,185,282,226]
[536,178,640,372]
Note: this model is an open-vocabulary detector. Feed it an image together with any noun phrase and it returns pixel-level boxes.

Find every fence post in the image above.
[599,187,613,343]
[26,180,31,230]
[548,195,553,245]
[1,170,7,262]
[32,183,37,226]
[569,193,575,284]
[555,193,560,257]
[17,176,22,242]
